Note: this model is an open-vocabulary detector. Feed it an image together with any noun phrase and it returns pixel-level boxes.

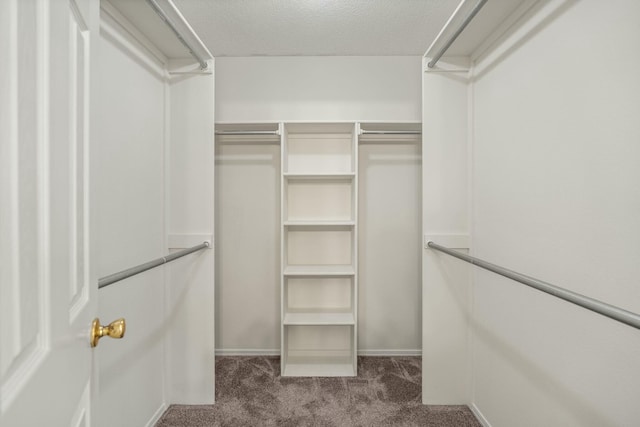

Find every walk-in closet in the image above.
[2,0,639,426]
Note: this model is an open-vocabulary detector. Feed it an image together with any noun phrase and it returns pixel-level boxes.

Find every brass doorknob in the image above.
[90,317,126,347]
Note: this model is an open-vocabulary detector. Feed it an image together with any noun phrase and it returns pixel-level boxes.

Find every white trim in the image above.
[7,0,20,361]
[467,59,477,410]
[160,67,170,407]
[38,0,51,352]
[69,4,79,315]
[144,402,168,427]
[68,5,91,324]
[358,349,421,357]
[470,403,493,427]
[215,349,280,357]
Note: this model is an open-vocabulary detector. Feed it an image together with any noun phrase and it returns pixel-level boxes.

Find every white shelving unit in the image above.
[216,120,421,377]
[281,123,358,377]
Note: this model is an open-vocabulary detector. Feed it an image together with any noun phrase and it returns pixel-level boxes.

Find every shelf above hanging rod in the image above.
[424,0,488,68]
[359,130,421,135]
[215,130,281,136]
[145,0,212,70]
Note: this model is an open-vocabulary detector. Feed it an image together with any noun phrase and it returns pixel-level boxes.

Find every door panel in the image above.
[0,0,98,425]
[68,0,91,322]
[0,0,49,409]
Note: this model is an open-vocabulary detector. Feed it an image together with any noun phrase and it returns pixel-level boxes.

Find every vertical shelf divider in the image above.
[280,122,287,375]
[353,122,360,374]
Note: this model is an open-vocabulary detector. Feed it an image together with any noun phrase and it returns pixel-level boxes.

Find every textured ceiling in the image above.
[172,0,461,56]
[108,0,527,58]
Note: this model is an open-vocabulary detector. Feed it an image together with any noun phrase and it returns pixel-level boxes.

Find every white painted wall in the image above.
[471,1,640,425]
[167,69,216,404]
[215,56,422,122]
[95,10,215,424]
[421,58,471,404]
[214,56,423,354]
[215,142,281,353]
[359,142,422,353]
[95,19,167,427]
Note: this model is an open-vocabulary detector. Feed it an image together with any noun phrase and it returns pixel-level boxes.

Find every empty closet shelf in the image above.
[283,173,355,180]
[284,312,355,325]
[283,220,355,227]
[283,265,355,276]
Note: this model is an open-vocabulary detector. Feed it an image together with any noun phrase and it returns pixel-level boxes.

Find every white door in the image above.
[1,0,100,425]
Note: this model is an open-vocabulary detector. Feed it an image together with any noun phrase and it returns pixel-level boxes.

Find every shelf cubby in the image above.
[285,225,354,268]
[282,325,356,377]
[283,123,355,175]
[284,175,354,222]
[284,276,355,327]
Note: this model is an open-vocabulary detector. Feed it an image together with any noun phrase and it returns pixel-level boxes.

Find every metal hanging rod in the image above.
[427,241,640,330]
[426,0,488,68]
[215,131,280,136]
[360,130,421,135]
[145,0,210,70]
[98,242,210,289]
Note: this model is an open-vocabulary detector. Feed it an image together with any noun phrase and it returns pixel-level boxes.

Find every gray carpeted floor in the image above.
[156,356,481,426]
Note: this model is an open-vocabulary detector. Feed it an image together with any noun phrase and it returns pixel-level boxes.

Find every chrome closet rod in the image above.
[145,0,209,70]
[215,131,280,135]
[427,241,640,330]
[360,130,421,135]
[427,0,488,68]
[98,242,210,289]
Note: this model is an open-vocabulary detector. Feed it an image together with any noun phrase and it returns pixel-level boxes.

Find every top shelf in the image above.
[285,123,355,134]
[284,124,356,175]
[359,123,422,144]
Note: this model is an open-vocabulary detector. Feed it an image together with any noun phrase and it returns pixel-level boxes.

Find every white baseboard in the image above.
[215,349,280,356]
[470,403,492,427]
[145,402,168,427]
[215,349,422,357]
[358,349,422,356]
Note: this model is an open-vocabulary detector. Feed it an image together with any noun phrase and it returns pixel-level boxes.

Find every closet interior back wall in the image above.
[215,133,422,355]
[358,141,422,355]
[215,141,281,354]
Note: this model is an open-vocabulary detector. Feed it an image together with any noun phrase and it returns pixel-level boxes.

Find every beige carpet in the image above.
[156,356,481,427]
